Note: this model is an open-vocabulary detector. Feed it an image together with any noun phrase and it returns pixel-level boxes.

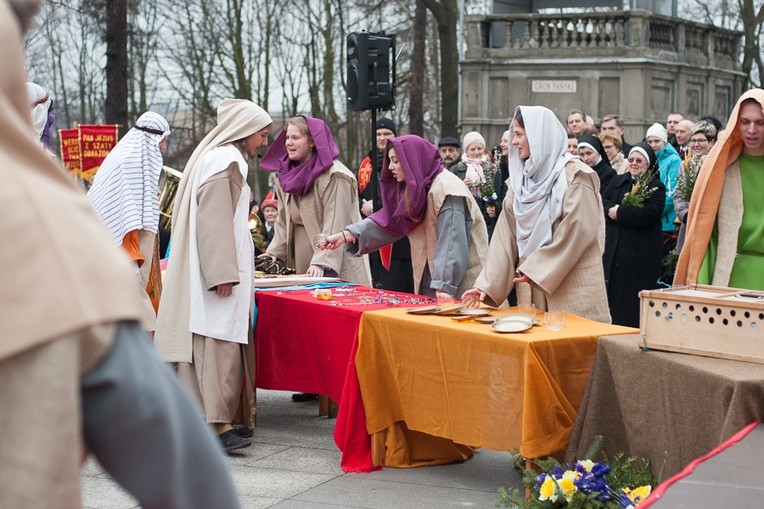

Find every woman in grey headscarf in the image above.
[463,106,610,323]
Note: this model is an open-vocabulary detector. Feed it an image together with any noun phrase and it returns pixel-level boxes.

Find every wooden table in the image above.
[566,334,764,478]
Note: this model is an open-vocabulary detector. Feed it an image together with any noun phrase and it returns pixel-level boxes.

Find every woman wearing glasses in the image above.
[673,121,717,254]
[601,142,666,327]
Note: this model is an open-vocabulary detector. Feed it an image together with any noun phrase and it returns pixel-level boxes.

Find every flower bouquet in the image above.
[481,148,500,204]
[675,156,703,203]
[498,438,656,508]
[621,168,659,209]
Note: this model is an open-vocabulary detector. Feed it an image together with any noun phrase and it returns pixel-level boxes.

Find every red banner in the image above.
[58,128,81,174]
[78,124,118,182]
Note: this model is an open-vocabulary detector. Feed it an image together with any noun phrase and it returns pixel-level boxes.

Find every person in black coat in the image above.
[577,134,616,193]
[602,142,666,327]
[358,117,414,293]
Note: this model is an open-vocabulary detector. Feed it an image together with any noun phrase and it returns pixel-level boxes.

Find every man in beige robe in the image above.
[0,2,240,507]
[155,99,272,452]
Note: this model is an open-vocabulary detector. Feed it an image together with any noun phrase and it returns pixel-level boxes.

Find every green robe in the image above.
[698,153,764,290]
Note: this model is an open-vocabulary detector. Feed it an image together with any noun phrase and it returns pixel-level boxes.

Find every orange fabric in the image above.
[146,237,161,312]
[357,156,372,193]
[356,308,636,466]
[121,230,144,266]
[675,88,764,285]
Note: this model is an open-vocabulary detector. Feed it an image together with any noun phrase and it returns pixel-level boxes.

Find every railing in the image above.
[467,10,740,63]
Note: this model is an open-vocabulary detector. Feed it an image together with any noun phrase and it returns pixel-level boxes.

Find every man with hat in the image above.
[357,117,414,292]
[437,136,461,171]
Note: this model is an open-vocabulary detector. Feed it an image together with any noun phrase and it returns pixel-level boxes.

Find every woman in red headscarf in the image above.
[320,135,488,300]
[259,116,370,285]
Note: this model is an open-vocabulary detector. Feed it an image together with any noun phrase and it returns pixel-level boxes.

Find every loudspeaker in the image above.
[347,32,395,111]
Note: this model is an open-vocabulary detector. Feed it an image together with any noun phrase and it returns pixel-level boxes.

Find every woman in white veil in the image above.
[463,106,611,323]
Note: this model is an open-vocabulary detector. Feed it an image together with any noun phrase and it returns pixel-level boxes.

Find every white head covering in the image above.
[509,106,573,259]
[646,122,668,143]
[171,99,273,230]
[87,111,170,243]
[26,81,51,144]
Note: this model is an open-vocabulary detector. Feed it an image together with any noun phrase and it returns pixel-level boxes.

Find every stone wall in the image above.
[461,9,745,144]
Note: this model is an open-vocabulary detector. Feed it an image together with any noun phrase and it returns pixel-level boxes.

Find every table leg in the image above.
[318,395,338,418]
[371,431,385,466]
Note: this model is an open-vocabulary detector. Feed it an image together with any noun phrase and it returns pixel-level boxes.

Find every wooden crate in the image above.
[639,285,764,364]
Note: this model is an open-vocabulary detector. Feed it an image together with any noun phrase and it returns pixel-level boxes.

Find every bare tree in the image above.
[408,0,427,136]
[420,0,459,136]
[127,0,162,117]
[738,0,764,87]
[104,0,129,133]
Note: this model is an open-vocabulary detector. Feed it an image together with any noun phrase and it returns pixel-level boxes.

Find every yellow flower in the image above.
[538,476,558,503]
[577,459,595,472]
[558,476,578,502]
[623,485,652,504]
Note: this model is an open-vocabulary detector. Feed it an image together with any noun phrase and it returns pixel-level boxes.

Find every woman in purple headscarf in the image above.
[320,135,488,300]
[259,116,370,285]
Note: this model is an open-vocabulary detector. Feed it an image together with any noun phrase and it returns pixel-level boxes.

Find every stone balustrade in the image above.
[465,9,740,68]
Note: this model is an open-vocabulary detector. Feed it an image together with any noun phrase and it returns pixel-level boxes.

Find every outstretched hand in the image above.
[461,288,486,308]
[317,230,356,251]
[512,272,530,284]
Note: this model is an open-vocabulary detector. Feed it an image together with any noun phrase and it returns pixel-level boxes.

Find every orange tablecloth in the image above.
[355,308,636,466]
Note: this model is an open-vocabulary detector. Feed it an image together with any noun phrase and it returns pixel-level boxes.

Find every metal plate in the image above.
[457,308,491,317]
[491,320,533,333]
[431,303,468,315]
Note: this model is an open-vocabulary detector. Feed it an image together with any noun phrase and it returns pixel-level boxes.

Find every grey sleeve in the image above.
[345,217,403,256]
[81,322,241,509]
[430,195,471,296]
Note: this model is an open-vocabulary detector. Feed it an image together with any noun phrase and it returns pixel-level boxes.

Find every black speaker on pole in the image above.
[347,31,396,111]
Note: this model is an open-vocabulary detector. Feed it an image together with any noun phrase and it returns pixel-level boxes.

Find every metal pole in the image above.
[369,108,379,285]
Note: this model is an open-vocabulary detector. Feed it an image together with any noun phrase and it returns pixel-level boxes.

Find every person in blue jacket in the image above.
[645,122,681,281]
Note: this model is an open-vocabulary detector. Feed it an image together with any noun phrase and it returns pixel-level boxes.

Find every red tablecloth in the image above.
[254,286,434,472]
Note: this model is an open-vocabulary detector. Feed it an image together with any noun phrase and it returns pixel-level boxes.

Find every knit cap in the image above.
[645,122,668,143]
[462,131,486,152]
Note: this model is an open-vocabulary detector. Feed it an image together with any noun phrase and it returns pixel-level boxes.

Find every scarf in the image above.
[87,111,170,243]
[369,135,444,236]
[260,116,339,197]
[675,88,764,285]
[510,105,572,259]
[460,152,486,197]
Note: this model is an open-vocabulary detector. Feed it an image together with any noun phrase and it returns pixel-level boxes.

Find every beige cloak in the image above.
[474,159,611,323]
[155,99,272,364]
[267,160,371,285]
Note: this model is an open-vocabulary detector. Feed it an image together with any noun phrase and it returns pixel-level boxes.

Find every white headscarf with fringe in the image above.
[509,105,572,259]
[87,111,170,243]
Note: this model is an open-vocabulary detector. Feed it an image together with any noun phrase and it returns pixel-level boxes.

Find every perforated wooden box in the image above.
[639,285,764,364]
